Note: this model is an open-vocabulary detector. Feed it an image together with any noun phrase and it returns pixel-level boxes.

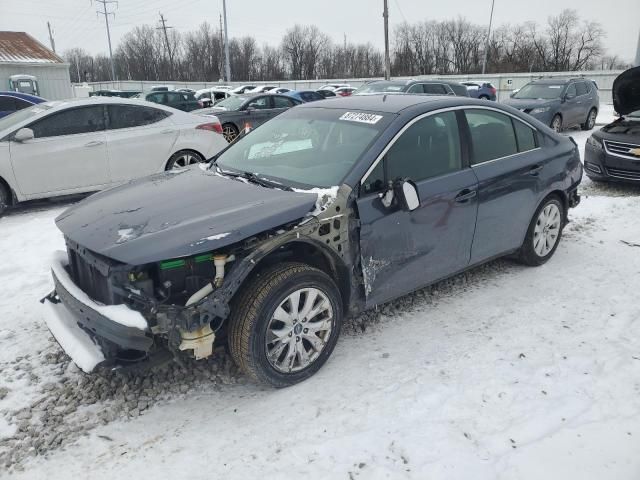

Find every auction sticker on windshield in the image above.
[339,112,383,124]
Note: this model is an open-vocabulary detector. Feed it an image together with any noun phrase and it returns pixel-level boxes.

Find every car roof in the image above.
[0,91,45,102]
[297,94,480,114]
[531,78,571,85]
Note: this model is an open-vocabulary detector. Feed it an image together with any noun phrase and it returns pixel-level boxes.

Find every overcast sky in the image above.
[2,0,639,62]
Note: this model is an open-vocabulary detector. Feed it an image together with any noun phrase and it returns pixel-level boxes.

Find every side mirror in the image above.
[564,93,575,101]
[14,128,34,142]
[395,179,420,211]
[246,106,255,113]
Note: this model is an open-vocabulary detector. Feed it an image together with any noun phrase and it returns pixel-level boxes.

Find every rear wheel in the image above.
[518,196,565,266]
[165,150,203,170]
[228,262,343,388]
[581,108,597,131]
[479,94,490,100]
[222,123,239,143]
[551,115,563,133]
[0,182,9,217]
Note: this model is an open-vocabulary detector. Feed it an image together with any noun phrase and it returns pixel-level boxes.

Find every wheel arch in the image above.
[0,175,15,206]
[165,148,206,170]
[228,238,351,316]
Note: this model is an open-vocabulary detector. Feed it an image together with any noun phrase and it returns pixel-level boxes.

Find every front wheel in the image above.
[551,114,563,133]
[222,123,239,143]
[518,196,565,266]
[228,263,343,387]
[581,108,597,131]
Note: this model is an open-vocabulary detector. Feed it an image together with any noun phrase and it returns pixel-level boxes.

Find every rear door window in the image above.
[107,105,170,129]
[273,96,295,108]
[513,119,537,152]
[575,82,588,96]
[422,83,448,95]
[29,106,106,138]
[465,110,518,164]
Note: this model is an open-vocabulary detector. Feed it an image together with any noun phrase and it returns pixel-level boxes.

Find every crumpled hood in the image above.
[501,98,554,110]
[55,167,318,265]
[613,66,640,116]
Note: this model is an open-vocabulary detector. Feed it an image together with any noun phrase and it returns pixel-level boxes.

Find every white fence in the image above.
[79,69,624,103]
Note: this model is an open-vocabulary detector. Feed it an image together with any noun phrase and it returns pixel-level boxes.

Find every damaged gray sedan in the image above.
[42,94,582,387]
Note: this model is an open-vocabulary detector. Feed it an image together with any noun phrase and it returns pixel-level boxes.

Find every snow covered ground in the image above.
[2,126,640,479]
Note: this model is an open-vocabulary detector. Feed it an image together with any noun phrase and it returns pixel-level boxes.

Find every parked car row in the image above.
[0,97,227,214]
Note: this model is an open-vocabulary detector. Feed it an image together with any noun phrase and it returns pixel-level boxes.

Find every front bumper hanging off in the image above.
[41,253,153,373]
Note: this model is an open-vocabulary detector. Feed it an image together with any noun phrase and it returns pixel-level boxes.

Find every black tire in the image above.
[479,94,490,100]
[550,114,563,133]
[222,123,239,143]
[228,262,343,388]
[518,196,565,266]
[165,150,204,170]
[581,108,597,131]
[0,182,9,217]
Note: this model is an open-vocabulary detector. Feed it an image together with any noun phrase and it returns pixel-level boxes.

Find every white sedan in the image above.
[0,97,227,214]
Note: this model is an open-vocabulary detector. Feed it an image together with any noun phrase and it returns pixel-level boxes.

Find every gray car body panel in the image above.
[55,167,318,265]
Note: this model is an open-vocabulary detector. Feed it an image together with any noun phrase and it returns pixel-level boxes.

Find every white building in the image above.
[0,31,72,100]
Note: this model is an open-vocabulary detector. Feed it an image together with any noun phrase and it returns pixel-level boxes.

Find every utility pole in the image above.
[157,13,174,79]
[481,0,496,74]
[47,22,56,53]
[95,0,118,82]
[222,0,231,82]
[383,0,390,80]
[635,28,640,67]
[343,33,347,77]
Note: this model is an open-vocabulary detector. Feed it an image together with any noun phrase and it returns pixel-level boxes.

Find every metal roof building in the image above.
[0,31,72,100]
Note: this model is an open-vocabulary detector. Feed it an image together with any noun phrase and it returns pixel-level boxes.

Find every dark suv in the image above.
[584,67,640,183]
[503,78,599,132]
[354,79,469,97]
[143,90,202,112]
[42,95,581,387]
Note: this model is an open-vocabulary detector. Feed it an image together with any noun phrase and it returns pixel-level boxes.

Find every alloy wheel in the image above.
[171,153,199,168]
[223,125,238,143]
[587,110,596,129]
[265,288,334,373]
[533,203,561,257]
[551,116,562,132]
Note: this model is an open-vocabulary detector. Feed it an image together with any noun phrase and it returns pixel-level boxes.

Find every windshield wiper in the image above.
[215,166,292,191]
[242,171,293,191]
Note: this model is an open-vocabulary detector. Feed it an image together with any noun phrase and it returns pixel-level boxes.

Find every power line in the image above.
[94,0,118,81]
[393,0,407,24]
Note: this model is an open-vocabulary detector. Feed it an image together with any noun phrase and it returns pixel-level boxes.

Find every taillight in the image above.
[196,122,223,134]
[490,86,497,94]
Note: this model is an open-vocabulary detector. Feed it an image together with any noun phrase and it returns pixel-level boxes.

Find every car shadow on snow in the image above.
[3,194,92,218]
[0,254,530,471]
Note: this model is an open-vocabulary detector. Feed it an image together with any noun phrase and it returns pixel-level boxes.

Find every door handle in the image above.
[84,140,104,147]
[455,189,477,203]
[529,165,543,176]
